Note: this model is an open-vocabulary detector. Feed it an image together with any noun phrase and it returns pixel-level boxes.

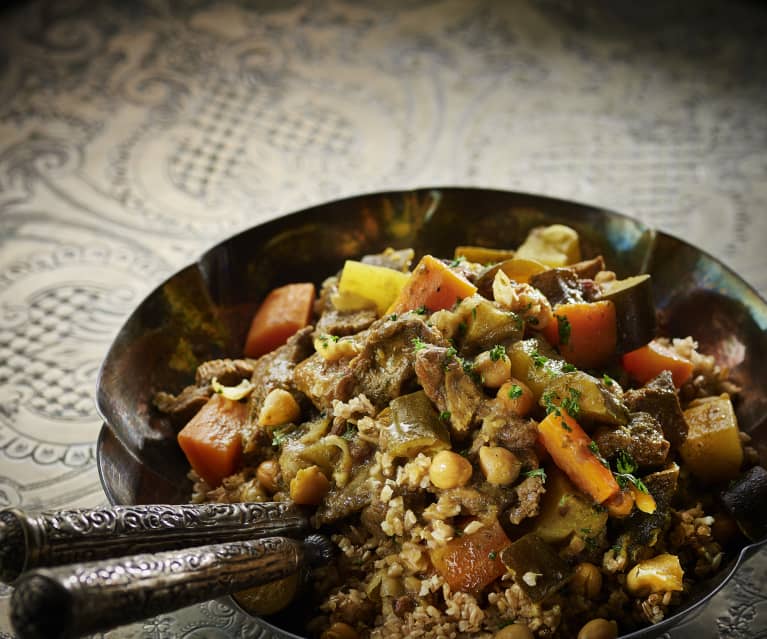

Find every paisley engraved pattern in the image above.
[0,0,766,637]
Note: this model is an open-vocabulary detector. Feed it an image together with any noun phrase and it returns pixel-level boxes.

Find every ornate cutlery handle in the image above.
[11,533,333,639]
[0,501,307,583]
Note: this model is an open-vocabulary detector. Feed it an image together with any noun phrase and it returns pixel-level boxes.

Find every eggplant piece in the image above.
[721,465,767,540]
[463,298,525,352]
[507,337,570,400]
[529,268,585,307]
[532,467,608,544]
[540,371,629,427]
[617,464,679,562]
[500,533,573,602]
[597,274,657,354]
[380,390,451,458]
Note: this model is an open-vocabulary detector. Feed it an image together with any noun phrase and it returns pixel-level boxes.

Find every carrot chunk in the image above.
[177,394,247,487]
[244,283,315,357]
[542,301,617,370]
[537,409,620,504]
[621,341,694,387]
[387,255,477,314]
[430,519,510,594]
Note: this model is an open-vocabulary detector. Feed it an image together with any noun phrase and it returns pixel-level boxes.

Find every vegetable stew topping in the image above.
[155,224,763,638]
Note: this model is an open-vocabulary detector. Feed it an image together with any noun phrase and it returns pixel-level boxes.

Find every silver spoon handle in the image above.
[10,534,333,639]
[0,501,307,583]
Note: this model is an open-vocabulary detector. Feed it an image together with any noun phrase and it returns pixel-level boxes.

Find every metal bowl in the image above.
[95,187,767,639]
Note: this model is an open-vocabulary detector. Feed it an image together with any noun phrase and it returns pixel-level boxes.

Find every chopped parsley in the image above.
[449,256,466,268]
[560,420,572,432]
[389,313,398,321]
[507,384,523,400]
[531,350,548,368]
[489,344,507,361]
[488,551,497,560]
[271,427,293,447]
[440,410,451,422]
[458,321,467,336]
[412,336,428,351]
[562,362,577,372]
[342,424,357,440]
[318,334,340,348]
[613,450,649,493]
[588,441,610,468]
[523,468,547,482]
[471,306,477,320]
[414,305,430,315]
[602,373,615,387]
[556,314,572,345]
[611,544,623,554]
[560,387,582,418]
[541,390,560,415]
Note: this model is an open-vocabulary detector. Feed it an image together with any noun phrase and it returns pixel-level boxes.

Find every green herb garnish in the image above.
[556,314,572,345]
[507,384,523,400]
[613,450,649,493]
[489,344,507,361]
[523,468,547,482]
[440,411,451,422]
[412,337,428,351]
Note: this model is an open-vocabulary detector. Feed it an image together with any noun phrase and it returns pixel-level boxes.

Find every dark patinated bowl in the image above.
[96,187,767,639]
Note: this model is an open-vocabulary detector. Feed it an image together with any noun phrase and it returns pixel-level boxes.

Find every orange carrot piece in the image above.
[542,301,617,370]
[497,378,536,417]
[387,255,477,314]
[177,394,247,487]
[430,519,510,594]
[244,283,315,358]
[621,341,694,387]
[537,409,620,504]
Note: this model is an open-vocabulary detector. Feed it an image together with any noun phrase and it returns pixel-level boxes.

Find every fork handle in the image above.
[0,501,307,583]
[10,534,333,639]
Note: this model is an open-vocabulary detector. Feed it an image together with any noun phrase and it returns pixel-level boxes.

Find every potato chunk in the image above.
[680,394,743,483]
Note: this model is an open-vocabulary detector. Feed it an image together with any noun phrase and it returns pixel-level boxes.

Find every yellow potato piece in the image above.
[680,395,743,484]
[515,224,581,267]
[337,260,410,315]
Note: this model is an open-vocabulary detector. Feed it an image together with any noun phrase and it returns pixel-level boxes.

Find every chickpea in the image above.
[321,622,358,639]
[497,378,535,416]
[429,450,473,489]
[259,389,301,429]
[289,465,330,505]
[571,562,602,599]
[478,446,521,485]
[473,349,512,388]
[494,623,534,639]
[256,459,281,494]
[625,553,684,596]
[576,618,618,639]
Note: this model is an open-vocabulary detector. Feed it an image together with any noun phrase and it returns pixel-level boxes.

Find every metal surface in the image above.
[1,0,766,637]
[10,534,331,639]
[0,502,307,583]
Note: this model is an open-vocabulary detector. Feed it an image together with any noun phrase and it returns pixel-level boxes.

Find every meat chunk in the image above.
[529,268,586,306]
[153,385,211,426]
[624,371,688,448]
[507,475,546,524]
[414,345,483,439]
[593,412,670,468]
[195,358,256,386]
[313,463,373,527]
[154,358,257,426]
[293,353,356,411]
[316,307,378,337]
[475,401,539,451]
[349,316,447,409]
[246,326,315,419]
